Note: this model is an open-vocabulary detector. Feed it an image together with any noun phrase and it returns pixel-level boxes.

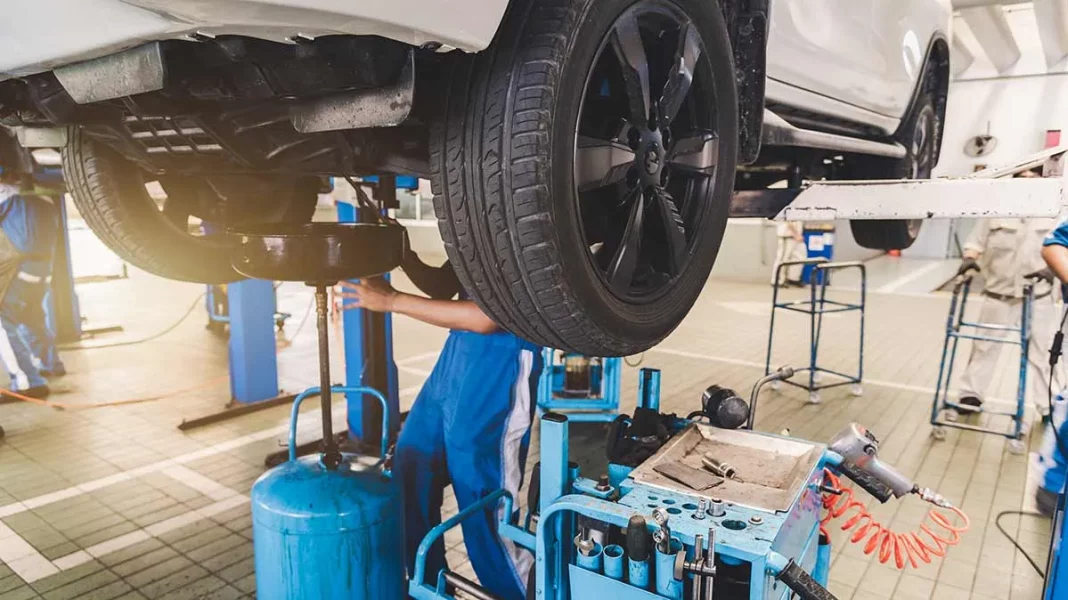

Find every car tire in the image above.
[432,0,738,355]
[847,91,940,251]
[62,128,319,284]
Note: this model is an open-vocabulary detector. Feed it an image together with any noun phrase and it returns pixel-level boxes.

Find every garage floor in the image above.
[0,234,1054,599]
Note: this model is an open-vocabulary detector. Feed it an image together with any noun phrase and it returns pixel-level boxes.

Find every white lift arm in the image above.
[728,145,1068,222]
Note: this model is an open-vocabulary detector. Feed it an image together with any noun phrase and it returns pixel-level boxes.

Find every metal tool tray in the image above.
[628,423,824,513]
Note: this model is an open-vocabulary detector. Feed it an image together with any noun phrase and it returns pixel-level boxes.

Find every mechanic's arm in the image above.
[1042,244,1068,284]
[962,220,990,260]
[337,278,498,334]
[403,253,462,300]
[957,220,989,275]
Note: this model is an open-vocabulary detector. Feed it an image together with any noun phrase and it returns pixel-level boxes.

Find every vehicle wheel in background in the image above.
[63,128,319,284]
[432,0,739,355]
[847,92,940,251]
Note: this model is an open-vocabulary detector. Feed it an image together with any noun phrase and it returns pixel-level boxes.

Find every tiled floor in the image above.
[0,232,1056,599]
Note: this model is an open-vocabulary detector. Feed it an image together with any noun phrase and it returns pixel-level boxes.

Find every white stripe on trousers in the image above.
[0,317,29,389]
[498,348,535,591]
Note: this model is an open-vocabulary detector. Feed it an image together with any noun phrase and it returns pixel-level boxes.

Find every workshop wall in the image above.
[913,4,1068,259]
[937,4,1068,177]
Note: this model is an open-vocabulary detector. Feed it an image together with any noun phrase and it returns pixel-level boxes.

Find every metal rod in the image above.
[443,572,503,600]
[703,527,715,600]
[315,286,340,468]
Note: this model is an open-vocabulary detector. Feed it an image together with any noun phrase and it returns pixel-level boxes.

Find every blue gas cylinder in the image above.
[251,452,404,599]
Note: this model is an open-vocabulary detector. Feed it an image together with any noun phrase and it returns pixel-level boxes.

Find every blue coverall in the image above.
[398,330,543,600]
[390,255,543,600]
[0,185,62,391]
[1038,220,1068,499]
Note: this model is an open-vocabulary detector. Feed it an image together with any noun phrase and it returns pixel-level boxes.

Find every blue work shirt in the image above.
[1044,217,1068,249]
[0,188,58,263]
[1041,216,1068,494]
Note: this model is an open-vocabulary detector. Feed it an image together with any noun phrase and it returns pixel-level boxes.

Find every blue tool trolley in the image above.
[929,273,1036,454]
[537,350,623,422]
[410,368,840,600]
[766,258,866,405]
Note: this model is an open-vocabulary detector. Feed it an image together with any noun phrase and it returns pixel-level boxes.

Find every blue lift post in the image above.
[37,167,122,345]
[337,182,399,446]
[228,279,281,403]
[47,193,82,344]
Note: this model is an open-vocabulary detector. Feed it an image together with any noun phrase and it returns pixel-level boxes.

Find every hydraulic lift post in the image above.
[228,279,281,403]
[337,186,399,448]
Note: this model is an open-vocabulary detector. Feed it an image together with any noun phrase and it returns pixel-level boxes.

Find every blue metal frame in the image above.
[1045,481,1068,599]
[766,259,866,394]
[287,385,391,461]
[537,349,623,422]
[337,201,400,442]
[930,276,1030,441]
[47,194,83,343]
[228,279,281,403]
[410,368,831,600]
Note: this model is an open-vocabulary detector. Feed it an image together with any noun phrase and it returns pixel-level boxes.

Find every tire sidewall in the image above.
[548,0,738,346]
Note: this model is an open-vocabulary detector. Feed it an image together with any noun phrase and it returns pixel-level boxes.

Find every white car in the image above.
[0,0,951,356]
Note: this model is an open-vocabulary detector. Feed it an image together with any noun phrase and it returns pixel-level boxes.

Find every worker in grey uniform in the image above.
[771,221,806,286]
[956,171,1061,416]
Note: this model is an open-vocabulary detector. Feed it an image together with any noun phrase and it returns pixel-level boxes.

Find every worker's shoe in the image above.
[18,385,50,400]
[957,396,982,413]
[40,367,66,379]
[1036,485,1060,517]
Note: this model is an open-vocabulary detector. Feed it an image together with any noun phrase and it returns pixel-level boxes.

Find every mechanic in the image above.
[0,162,63,400]
[1035,216,1068,515]
[338,240,543,600]
[953,169,1060,416]
[771,221,806,287]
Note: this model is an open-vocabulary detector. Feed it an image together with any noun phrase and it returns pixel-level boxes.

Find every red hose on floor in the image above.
[820,469,970,570]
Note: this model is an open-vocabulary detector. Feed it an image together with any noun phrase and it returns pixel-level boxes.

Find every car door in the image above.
[766,0,942,121]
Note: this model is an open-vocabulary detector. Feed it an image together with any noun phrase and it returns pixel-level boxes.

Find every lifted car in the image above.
[0,0,951,355]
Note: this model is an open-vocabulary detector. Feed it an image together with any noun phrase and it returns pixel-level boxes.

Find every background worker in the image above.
[1035,217,1068,515]
[0,138,62,399]
[771,220,806,286]
[338,240,542,600]
[954,170,1060,416]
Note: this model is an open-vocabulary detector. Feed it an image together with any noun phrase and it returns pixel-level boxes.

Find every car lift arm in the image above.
[729,145,1068,222]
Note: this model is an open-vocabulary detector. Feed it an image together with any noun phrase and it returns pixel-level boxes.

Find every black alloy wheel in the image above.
[431,0,738,355]
[575,2,721,303]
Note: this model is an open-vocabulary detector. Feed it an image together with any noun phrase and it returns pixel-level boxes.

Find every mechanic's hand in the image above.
[336,278,398,313]
[957,257,980,277]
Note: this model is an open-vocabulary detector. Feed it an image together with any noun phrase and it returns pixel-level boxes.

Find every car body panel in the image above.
[764,78,902,136]
[0,0,509,80]
[766,0,951,125]
[2,0,950,139]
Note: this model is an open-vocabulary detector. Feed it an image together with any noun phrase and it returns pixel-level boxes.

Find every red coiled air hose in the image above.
[820,469,970,570]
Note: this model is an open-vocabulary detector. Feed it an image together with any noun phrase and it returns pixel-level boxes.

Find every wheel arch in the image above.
[719,0,769,166]
[899,33,951,165]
